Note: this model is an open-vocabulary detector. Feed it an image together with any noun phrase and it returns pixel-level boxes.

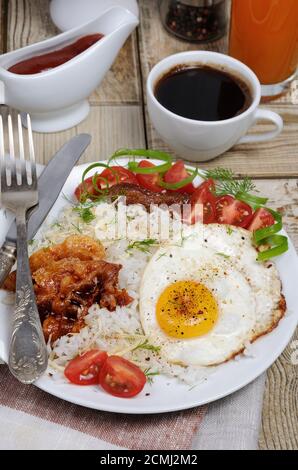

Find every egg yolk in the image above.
[156,280,218,339]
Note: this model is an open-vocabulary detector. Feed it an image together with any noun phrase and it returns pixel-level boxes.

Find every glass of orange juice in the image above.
[229,0,298,100]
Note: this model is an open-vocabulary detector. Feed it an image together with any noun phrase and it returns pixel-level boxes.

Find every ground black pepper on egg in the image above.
[163,0,227,43]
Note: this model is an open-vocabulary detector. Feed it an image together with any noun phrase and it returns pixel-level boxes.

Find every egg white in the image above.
[201,224,283,339]
[139,223,283,367]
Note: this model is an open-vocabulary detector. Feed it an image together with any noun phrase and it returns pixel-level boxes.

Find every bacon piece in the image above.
[3,235,105,292]
[33,257,133,343]
[3,235,132,343]
[30,235,105,273]
[42,316,85,344]
[107,183,190,211]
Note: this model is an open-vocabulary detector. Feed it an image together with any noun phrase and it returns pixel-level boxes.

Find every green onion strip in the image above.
[253,209,282,243]
[235,191,268,208]
[109,149,173,174]
[256,235,289,261]
[253,208,288,261]
[158,168,198,190]
[81,163,117,200]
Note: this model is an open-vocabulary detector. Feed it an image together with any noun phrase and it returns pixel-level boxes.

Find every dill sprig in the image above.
[202,168,256,197]
[216,252,230,259]
[52,222,63,229]
[144,368,159,384]
[126,239,158,254]
[73,205,96,224]
[62,192,76,206]
[133,339,161,353]
[71,222,82,233]
[156,252,167,261]
[175,233,193,248]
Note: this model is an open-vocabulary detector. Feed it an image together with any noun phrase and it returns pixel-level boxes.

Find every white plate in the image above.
[50,0,139,32]
[0,161,297,414]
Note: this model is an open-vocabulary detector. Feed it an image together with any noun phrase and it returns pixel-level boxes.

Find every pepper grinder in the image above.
[159,0,228,43]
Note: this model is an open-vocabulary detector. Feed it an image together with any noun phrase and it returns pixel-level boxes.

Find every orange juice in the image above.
[229,0,298,85]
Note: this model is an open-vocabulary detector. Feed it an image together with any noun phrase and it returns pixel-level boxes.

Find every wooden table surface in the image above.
[0,0,297,450]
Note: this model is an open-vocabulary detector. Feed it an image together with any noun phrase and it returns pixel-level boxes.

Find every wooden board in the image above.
[0,0,6,54]
[0,105,146,165]
[138,0,298,178]
[255,179,298,450]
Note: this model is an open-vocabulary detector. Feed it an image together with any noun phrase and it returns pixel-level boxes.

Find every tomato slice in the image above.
[135,160,163,193]
[98,356,146,398]
[247,207,275,232]
[64,350,108,386]
[195,179,215,195]
[164,160,195,194]
[215,195,253,228]
[185,179,216,224]
[74,176,100,202]
[74,167,138,201]
[99,166,138,189]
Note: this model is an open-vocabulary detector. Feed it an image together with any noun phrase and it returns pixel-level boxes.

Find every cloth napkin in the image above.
[0,364,265,450]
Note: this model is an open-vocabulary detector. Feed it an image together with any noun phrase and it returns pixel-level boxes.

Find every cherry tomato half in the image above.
[64,349,108,386]
[247,207,275,232]
[197,179,215,193]
[215,195,253,228]
[163,160,195,194]
[74,176,100,202]
[99,166,138,189]
[135,160,163,193]
[74,167,138,201]
[186,179,216,224]
[98,356,146,398]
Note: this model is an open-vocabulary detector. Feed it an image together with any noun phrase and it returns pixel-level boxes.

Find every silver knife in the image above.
[0,133,91,287]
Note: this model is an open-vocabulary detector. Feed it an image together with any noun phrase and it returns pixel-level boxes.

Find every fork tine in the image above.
[0,115,4,160]
[18,114,25,162]
[26,114,36,187]
[7,115,14,157]
[8,114,17,186]
[17,114,25,186]
[0,115,6,189]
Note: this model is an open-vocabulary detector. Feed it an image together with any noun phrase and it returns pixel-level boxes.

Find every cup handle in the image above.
[237,109,283,144]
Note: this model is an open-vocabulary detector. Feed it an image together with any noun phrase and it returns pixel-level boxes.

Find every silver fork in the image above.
[0,114,47,384]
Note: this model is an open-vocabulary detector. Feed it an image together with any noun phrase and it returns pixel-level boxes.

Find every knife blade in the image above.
[0,133,91,287]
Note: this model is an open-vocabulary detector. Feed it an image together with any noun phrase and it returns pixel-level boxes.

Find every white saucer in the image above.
[50,0,139,32]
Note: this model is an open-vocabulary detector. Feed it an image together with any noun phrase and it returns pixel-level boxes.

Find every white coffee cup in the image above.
[147,51,283,162]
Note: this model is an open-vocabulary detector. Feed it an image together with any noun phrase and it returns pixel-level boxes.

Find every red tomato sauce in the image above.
[8,34,104,75]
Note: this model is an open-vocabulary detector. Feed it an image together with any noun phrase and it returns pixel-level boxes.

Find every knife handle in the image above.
[0,243,17,287]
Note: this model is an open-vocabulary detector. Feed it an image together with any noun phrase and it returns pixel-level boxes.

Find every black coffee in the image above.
[154,65,252,121]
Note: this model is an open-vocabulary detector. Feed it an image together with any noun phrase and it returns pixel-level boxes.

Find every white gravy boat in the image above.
[50,0,139,31]
[0,7,139,132]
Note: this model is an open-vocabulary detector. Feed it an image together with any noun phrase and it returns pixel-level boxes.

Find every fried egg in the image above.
[139,223,284,367]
